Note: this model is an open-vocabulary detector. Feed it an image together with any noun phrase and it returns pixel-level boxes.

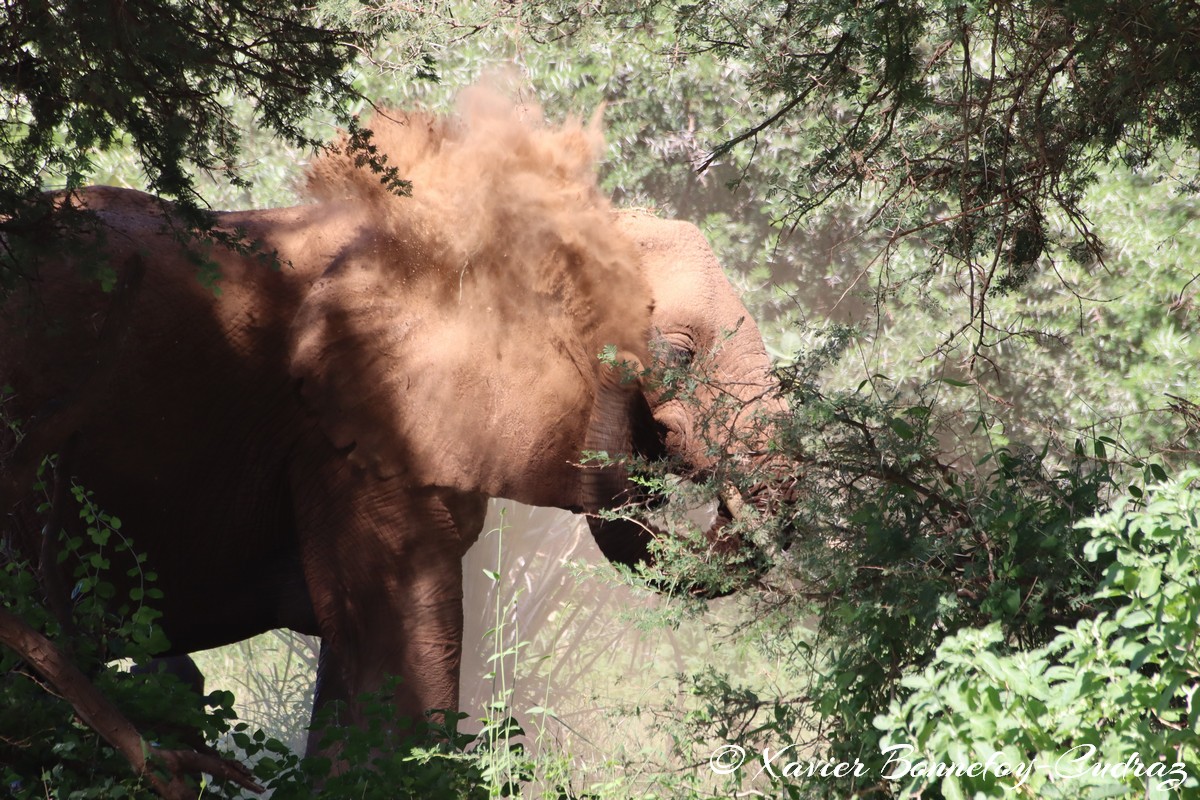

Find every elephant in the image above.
[0,94,783,753]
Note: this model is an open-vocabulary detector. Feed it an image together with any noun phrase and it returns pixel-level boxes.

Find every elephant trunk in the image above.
[580,354,655,569]
[581,351,780,596]
[580,354,750,590]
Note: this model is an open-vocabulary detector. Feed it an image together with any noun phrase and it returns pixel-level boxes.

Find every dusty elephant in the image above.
[0,94,783,751]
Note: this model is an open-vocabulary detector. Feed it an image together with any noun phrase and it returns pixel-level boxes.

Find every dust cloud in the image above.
[290,84,655,493]
[303,85,653,362]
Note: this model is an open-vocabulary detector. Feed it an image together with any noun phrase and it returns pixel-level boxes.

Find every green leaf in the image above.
[888,416,915,440]
[1137,568,1162,597]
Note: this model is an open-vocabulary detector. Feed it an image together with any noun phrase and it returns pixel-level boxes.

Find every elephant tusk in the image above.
[718,482,747,521]
[655,475,747,526]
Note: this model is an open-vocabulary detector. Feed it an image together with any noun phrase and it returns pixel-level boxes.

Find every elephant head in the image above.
[580,213,784,590]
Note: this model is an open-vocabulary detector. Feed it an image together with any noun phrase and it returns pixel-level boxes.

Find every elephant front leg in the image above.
[290,462,482,757]
[305,564,466,757]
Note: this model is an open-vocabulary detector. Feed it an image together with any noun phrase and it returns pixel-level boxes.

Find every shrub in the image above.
[875,470,1200,799]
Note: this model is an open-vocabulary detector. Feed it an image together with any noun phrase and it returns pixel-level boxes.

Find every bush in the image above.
[616,330,1143,798]
[1,464,243,798]
[875,470,1200,799]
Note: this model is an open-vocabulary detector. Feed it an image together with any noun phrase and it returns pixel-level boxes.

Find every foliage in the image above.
[0,0,390,289]
[234,678,585,800]
[874,471,1200,799]
[820,160,1200,473]
[1,462,239,797]
[242,690,503,800]
[195,630,319,755]
[507,0,1200,357]
[599,327,1149,798]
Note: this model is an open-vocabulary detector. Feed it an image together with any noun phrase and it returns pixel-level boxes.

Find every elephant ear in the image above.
[288,226,653,506]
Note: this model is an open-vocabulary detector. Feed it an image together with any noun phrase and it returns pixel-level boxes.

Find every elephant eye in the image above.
[651,331,697,369]
[666,343,694,368]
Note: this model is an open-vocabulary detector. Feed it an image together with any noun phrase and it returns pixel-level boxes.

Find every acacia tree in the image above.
[506,0,1200,359]
[0,0,387,287]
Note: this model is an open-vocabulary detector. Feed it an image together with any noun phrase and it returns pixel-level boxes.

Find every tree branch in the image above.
[0,608,262,798]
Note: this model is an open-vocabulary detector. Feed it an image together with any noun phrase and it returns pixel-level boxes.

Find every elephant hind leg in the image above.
[131,654,206,698]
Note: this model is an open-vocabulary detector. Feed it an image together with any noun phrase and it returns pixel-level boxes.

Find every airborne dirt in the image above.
[291,88,656,490]
[304,87,654,361]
